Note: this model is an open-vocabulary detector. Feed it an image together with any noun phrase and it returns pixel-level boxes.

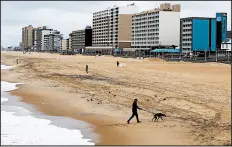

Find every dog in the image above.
[152,113,166,121]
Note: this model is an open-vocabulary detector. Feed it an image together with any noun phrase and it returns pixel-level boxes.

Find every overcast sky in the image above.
[1,1,231,47]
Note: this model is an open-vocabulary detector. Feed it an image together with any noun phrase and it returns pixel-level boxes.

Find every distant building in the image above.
[34,26,62,52]
[221,38,231,52]
[69,26,92,50]
[34,26,53,51]
[19,42,23,51]
[22,25,34,51]
[44,30,63,52]
[132,3,181,50]
[61,39,69,50]
[68,36,72,50]
[13,47,21,51]
[180,12,227,54]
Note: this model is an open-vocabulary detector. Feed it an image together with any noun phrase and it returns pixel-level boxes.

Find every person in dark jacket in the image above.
[117,61,119,67]
[86,65,88,74]
[127,99,142,124]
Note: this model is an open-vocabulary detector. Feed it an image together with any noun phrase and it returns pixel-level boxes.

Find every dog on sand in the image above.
[152,113,166,121]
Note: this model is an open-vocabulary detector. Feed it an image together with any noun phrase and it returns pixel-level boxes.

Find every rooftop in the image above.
[133,3,180,16]
[181,17,215,20]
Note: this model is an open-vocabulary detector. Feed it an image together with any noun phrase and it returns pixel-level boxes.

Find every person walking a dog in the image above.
[127,99,142,124]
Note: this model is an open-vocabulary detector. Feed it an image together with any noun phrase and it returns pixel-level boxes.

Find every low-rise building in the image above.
[180,12,227,54]
[221,38,231,52]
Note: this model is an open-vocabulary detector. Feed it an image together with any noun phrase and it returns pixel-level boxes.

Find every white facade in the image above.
[92,4,139,47]
[221,38,231,51]
[41,29,53,51]
[180,19,192,54]
[132,4,180,49]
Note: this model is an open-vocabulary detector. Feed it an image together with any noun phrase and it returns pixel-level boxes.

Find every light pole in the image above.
[216,48,218,62]
[205,49,207,61]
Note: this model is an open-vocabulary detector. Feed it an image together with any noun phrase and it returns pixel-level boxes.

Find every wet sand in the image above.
[1,87,97,145]
[1,51,231,145]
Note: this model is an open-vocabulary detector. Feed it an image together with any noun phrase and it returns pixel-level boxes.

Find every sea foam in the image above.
[1,64,95,145]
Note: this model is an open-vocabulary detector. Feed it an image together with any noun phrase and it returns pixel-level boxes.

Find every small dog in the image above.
[152,113,166,121]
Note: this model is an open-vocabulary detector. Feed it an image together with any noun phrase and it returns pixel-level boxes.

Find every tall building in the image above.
[92,3,139,49]
[34,26,53,51]
[131,3,181,49]
[180,12,227,54]
[34,26,62,52]
[69,36,72,50]
[61,39,69,50]
[69,26,92,50]
[44,31,63,52]
[22,25,34,51]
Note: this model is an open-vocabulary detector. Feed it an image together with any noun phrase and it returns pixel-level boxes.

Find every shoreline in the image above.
[1,51,231,145]
[0,62,135,145]
[1,80,97,145]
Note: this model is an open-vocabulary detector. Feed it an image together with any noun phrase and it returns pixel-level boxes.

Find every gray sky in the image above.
[1,1,231,47]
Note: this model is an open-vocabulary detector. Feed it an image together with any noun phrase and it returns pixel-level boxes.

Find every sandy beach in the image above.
[1,51,231,145]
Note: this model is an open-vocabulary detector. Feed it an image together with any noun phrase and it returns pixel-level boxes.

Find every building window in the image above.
[226,44,228,48]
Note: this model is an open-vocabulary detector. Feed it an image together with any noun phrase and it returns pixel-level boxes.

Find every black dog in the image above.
[152,113,166,121]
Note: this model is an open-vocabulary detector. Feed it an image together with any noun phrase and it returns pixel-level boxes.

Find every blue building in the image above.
[180,13,227,54]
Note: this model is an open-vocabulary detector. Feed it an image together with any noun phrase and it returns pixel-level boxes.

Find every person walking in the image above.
[117,61,119,67]
[16,58,19,64]
[127,99,142,124]
[86,65,88,74]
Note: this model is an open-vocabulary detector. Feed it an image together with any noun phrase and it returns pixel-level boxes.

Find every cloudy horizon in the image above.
[1,1,231,47]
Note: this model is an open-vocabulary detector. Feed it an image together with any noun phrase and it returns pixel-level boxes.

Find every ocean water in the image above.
[1,64,97,145]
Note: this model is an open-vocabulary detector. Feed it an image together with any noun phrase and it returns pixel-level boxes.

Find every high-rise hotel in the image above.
[92,3,139,49]
[131,3,181,50]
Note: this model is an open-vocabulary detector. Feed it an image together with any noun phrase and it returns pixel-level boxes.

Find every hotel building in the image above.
[180,12,227,54]
[34,26,53,51]
[92,3,139,49]
[131,3,181,50]
[69,26,92,50]
[44,30,63,52]
[22,25,34,51]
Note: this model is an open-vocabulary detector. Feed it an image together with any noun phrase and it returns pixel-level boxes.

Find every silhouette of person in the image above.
[127,99,142,123]
[86,65,88,74]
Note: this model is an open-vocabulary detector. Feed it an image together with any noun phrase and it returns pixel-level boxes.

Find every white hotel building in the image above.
[92,3,139,50]
[131,3,181,50]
